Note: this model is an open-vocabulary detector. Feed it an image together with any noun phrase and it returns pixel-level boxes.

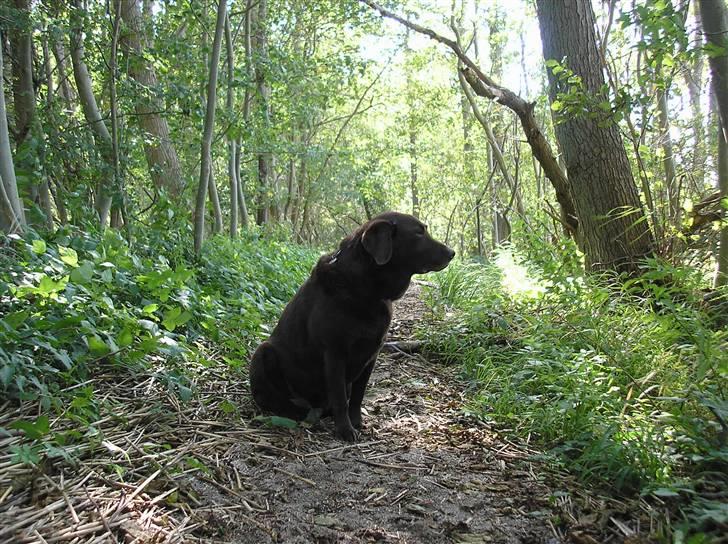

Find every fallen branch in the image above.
[382,341,423,354]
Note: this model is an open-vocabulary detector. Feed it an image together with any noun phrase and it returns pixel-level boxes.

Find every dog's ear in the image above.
[361,219,394,265]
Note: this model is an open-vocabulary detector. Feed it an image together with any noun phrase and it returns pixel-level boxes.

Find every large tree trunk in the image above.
[69,1,114,227]
[10,0,34,145]
[0,32,25,233]
[120,0,184,201]
[536,0,654,272]
[699,0,728,140]
[10,0,53,229]
[193,0,226,254]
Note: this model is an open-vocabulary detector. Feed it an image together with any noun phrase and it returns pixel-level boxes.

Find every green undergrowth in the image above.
[0,226,316,408]
[422,244,727,540]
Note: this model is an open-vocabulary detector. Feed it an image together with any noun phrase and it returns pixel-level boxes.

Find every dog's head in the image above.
[361,212,455,275]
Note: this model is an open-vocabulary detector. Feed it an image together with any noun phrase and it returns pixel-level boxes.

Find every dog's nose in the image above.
[447,248,456,260]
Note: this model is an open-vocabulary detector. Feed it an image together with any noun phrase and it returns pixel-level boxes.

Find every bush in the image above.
[0,227,316,407]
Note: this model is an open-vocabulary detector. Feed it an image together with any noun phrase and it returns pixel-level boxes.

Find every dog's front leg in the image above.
[348,357,376,430]
[324,350,356,442]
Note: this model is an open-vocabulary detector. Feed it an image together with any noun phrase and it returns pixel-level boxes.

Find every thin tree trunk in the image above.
[208,167,223,234]
[51,42,74,103]
[69,1,114,227]
[235,142,249,227]
[409,127,420,219]
[109,0,124,230]
[225,13,238,237]
[716,119,728,287]
[457,70,525,217]
[10,0,34,145]
[252,0,271,225]
[193,0,226,254]
[120,0,184,201]
[686,4,705,189]
[0,33,24,233]
[536,0,654,272]
[657,87,679,224]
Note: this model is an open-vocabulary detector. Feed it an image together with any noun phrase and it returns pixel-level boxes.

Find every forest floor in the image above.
[0,284,659,543]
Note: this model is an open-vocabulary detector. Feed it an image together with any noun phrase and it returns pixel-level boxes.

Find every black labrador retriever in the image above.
[249,212,455,441]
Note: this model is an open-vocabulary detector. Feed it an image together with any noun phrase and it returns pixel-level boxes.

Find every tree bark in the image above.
[409,127,420,219]
[193,0,226,254]
[716,119,728,287]
[10,0,53,229]
[120,0,184,201]
[536,0,654,272]
[686,4,705,190]
[0,34,25,233]
[10,0,34,145]
[657,87,679,224]
[224,13,238,237]
[252,0,272,225]
[208,166,223,234]
[699,0,728,141]
[69,1,114,227]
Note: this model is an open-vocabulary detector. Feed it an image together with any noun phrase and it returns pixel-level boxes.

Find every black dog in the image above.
[249,212,455,441]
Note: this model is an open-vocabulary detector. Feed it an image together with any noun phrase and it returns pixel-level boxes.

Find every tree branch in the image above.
[359,0,579,236]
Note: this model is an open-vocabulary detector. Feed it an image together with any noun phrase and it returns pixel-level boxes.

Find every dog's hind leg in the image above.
[249,342,308,420]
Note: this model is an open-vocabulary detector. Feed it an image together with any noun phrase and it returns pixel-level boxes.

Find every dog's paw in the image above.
[349,413,363,430]
[335,423,358,442]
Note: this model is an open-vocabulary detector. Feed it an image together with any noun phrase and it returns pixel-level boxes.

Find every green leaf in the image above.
[10,444,41,466]
[254,415,298,429]
[162,307,192,331]
[2,310,29,330]
[143,304,158,315]
[36,275,68,296]
[32,239,47,254]
[10,415,50,440]
[177,383,192,402]
[70,261,94,284]
[86,335,110,356]
[59,246,79,267]
[220,399,237,414]
[117,328,134,348]
[270,416,298,429]
[652,488,680,497]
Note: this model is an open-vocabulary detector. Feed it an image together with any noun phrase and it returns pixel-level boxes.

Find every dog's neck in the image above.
[316,236,412,303]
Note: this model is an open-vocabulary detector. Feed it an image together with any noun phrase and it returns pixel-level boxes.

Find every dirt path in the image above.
[2,285,618,543]
[207,284,562,543]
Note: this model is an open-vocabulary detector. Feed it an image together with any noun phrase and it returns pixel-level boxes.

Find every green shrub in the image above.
[0,227,316,406]
[423,247,728,536]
